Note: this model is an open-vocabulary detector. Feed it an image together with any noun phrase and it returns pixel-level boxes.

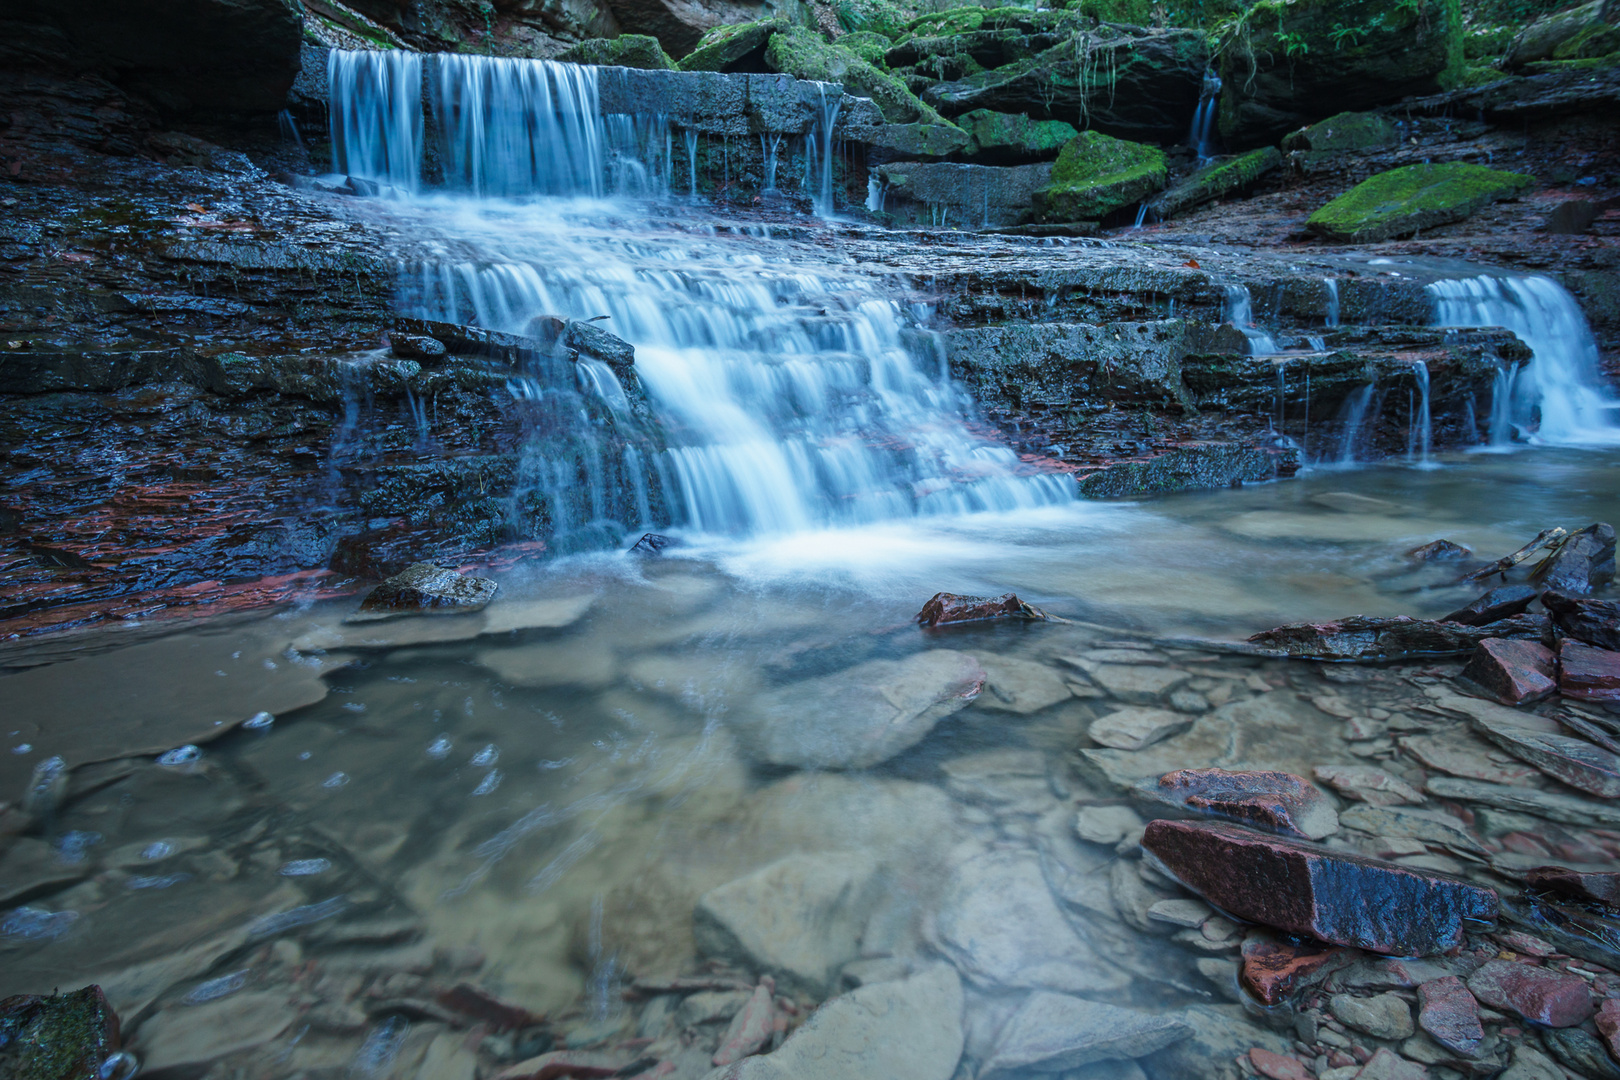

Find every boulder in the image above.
[1443,585,1542,626]
[1458,638,1556,705]
[1542,590,1620,650]
[1142,1004,1293,1079]
[1470,710,1620,797]
[739,650,985,769]
[1144,768,1339,840]
[1416,975,1484,1057]
[357,562,498,616]
[1542,1028,1620,1080]
[978,993,1193,1077]
[680,18,779,72]
[1559,640,1620,702]
[1537,522,1617,594]
[916,591,1048,627]
[1312,765,1424,807]
[1148,147,1282,220]
[603,0,783,58]
[1506,0,1620,66]
[765,28,945,125]
[1142,819,1498,956]
[1245,613,1546,662]
[1034,131,1166,222]
[707,965,963,1080]
[957,109,1079,158]
[1597,998,1620,1063]
[1307,164,1535,244]
[1089,706,1192,751]
[557,34,676,69]
[693,852,880,996]
[1466,959,1594,1027]
[1281,111,1399,154]
[1217,0,1461,145]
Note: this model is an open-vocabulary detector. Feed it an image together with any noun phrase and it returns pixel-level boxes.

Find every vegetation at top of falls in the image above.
[833,0,920,39]
[557,34,675,69]
[1217,0,1463,80]
[1035,130,1167,221]
[1280,111,1399,153]
[1307,161,1534,242]
[765,26,956,125]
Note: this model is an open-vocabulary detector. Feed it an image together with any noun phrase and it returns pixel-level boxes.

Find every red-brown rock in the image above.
[491,1052,624,1080]
[712,983,773,1066]
[916,591,1047,628]
[1471,711,1620,797]
[1561,640,1620,701]
[1247,614,1546,662]
[1239,933,1351,1005]
[1444,585,1541,627]
[436,982,544,1031]
[1459,638,1556,705]
[1596,998,1620,1062]
[1151,768,1338,840]
[1527,865,1620,908]
[1250,1047,1313,1080]
[1465,959,1594,1028]
[1142,819,1498,956]
[1416,976,1484,1057]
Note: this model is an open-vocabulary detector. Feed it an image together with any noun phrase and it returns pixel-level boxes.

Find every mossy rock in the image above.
[1307,162,1534,242]
[1280,111,1398,153]
[765,26,952,125]
[839,30,895,65]
[0,987,121,1080]
[1075,0,1158,24]
[556,34,675,70]
[836,0,914,39]
[679,19,781,72]
[865,121,974,156]
[1035,130,1166,220]
[959,109,1079,157]
[1151,145,1281,217]
[1553,21,1620,59]
[901,7,988,37]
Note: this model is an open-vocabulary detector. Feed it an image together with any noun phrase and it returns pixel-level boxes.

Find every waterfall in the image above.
[1428,274,1620,446]
[761,133,782,192]
[808,86,842,217]
[1488,357,1519,444]
[1324,279,1340,328]
[684,129,699,198]
[1408,360,1432,465]
[1224,285,1278,356]
[1335,384,1375,464]
[1188,71,1221,160]
[866,174,884,213]
[328,50,423,192]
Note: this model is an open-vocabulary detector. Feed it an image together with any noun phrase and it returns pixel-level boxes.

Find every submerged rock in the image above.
[1307,164,1534,243]
[0,985,122,1080]
[977,992,1193,1077]
[1416,975,1485,1057]
[1312,765,1424,807]
[1526,866,1620,907]
[712,983,773,1066]
[1471,709,1620,796]
[356,562,498,616]
[1239,935,1351,1006]
[1088,706,1192,751]
[133,991,297,1075]
[741,651,985,769]
[1145,767,1339,840]
[1559,640,1620,701]
[916,592,1048,627]
[1466,959,1594,1027]
[1458,638,1556,705]
[1143,819,1498,955]
[1246,613,1545,662]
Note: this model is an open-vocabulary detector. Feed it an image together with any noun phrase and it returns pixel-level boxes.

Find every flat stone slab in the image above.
[1467,959,1594,1028]
[1426,775,1620,827]
[1089,706,1192,751]
[1313,765,1424,807]
[1471,711,1620,797]
[978,992,1193,1077]
[1417,975,1485,1057]
[1141,767,1338,840]
[1560,640,1620,701]
[1458,638,1555,705]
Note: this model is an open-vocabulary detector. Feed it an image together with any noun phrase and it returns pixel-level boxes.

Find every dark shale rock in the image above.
[1537,522,1617,594]
[873,162,1053,228]
[1598,999,1620,1062]
[0,985,123,1080]
[1416,976,1485,1058]
[1458,638,1556,705]
[1142,819,1499,956]
[916,592,1048,628]
[1444,585,1542,626]
[1147,147,1283,220]
[0,347,187,394]
[1471,710,1620,797]
[1143,768,1339,840]
[1247,614,1547,662]
[357,562,498,616]
[1526,866,1620,908]
[1542,591,1620,650]
[1466,959,1594,1027]
[1543,1027,1620,1080]
[630,533,677,554]
[1560,640,1620,701]
[1239,934,1352,1006]
[1409,540,1473,562]
[1077,444,1301,499]
[390,333,448,361]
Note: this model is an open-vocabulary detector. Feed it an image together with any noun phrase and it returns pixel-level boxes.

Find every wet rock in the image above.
[1426,774,1620,827]
[977,992,1193,1077]
[1337,805,1486,857]
[1142,1004,1292,1079]
[1352,1048,1428,1080]
[1536,522,1616,595]
[390,333,448,360]
[1143,820,1498,956]
[356,562,498,617]
[1145,768,1339,840]
[1249,1048,1313,1080]
[741,651,984,770]
[1443,585,1541,627]
[940,750,1052,811]
[1541,590,1620,650]
[1150,146,1283,219]
[916,592,1047,627]
[1500,1044,1566,1080]
[1308,164,1533,244]
[1247,614,1546,662]
[416,1032,480,1080]
[1110,859,1173,934]
[974,654,1072,714]
[1526,865,1620,906]
[1074,805,1145,846]
[1034,131,1166,222]
[928,850,1128,994]
[1398,731,1538,787]
[1147,898,1212,928]
[1410,540,1472,562]
[874,162,1054,228]
[0,836,90,906]
[1239,934,1351,1006]
[1068,660,1192,704]
[133,992,297,1074]
[557,34,675,70]
[1313,766,1424,807]
[706,964,962,1080]
[631,533,677,554]
[436,984,544,1032]
[693,852,879,997]
[1415,975,1484,1058]
[1077,444,1300,498]
[0,985,122,1080]
[1088,706,1192,751]
[1597,998,1620,1062]
[711,983,773,1066]
[1559,640,1620,702]
[1542,1027,1620,1080]
[1330,993,1414,1040]
[678,989,750,1027]
[1465,959,1594,1027]
[1458,639,1556,705]
[494,1050,626,1080]
[957,109,1078,158]
[1471,709,1620,797]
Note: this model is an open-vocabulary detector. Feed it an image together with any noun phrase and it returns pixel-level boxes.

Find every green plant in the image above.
[1276,28,1309,55]
[1329,21,1368,48]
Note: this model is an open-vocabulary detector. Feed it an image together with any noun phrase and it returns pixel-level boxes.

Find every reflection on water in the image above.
[3,452,1619,1077]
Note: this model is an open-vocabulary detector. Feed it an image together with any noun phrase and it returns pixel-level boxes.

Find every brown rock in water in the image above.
[1471,709,1620,797]
[916,591,1047,628]
[1526,866,1620,907]
[1466,959,1594,1027]
[436,983,544,1031]
[1536,522,1616,595]
[1239,933,1352,1005]
[1142,819,1498,956]
[357,562,497,616]
[1409,539,1471,562]
[1248,1047,1313,1080]
[1560,640,1620,701]
[1542,590,1620,650]
[712,983,774,1066]
[1458,638,1556,705]
[1596,998,1620,1063]
[1416,975,1484,1057]
[1443,585,1541,626]
[1150,768,1339,840]
[1247,613,1546,662]
[0,986,123,1080]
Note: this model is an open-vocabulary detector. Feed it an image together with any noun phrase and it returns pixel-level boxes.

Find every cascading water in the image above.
[1224,285,1278,356]
[1408,360,1432,466]
[1429,274,1620,446]
[807,86,842,217]
[328,50,423,192]
[1324,279,1340,328]
[1188,71,1221,160]
[1335,384,1376,465]
[761,133,782,192]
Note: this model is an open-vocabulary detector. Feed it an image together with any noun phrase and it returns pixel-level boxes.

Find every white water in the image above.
[328,51,423,192]
[1324,278,1340,328]
[1429,274,1620,447]
[1224,285,1278,355]
[1408,360,1432,466]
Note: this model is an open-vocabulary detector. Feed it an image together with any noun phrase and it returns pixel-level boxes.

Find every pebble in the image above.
[1329,993,1414,1040]
[1074,805,1144,846]
[1466,959,1595,1028]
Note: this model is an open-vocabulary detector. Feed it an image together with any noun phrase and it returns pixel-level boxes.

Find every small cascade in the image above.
[807,86,842,217]
[1324,279,1340,328]
[1335,384,1376,464]
[1428,274,1620,446]
[1223,285,1278,356]
[1132,203,1149,230]
[1306,335,1326,353]
[1488,358,1519,444]
[684,129,700,198]
[1187,70,1222,160]
[1407,360,1432,465]
[328,50,423,191]
[761,132,782,191]
[1274,360,1287,432]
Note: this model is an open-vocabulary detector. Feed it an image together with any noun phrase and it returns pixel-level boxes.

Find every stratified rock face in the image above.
[1467,960,1595,1028]
[1459,638,1557,705]
[1246,613,1546,662]
[1217,0,1460,146]
[874,162,1054,227]
[1560,640,1620,701]
[1148,768,1339,840]
[1142,819,1499,956]
[1308,164,1536,243]
[1035,131,1166,222]
[978,993,1193,1077]
[1471,710,1620,796]
[1444,585,1542,626]
[357,562,498,614]
[1543,591,1620,650]
[4,0,304,115]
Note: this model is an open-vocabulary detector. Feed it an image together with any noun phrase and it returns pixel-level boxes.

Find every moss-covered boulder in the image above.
[836,0,915,39]
[1280,111,1398,153]
[959,109,1078,157]
[1506,0,1619,66]
[679,19,781,72]
[1218,0,1463,146]
[557,34,676,70]
[765,26,951,125]
[1034,130,1166,221]
[1307,163,1534,243]
[1150,146,1280,218]
[838,31,895,65]
[1074,0,1158,23]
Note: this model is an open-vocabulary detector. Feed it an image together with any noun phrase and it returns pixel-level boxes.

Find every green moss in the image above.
[1552,21,1620,58]
[901,7,987,37]
[959,109,1079,156]
[679,18,781,72]
[556,34,675,69]
[1076,0,1158,23]
[1152,146,1281,217]
[838,30,895,64]
[1036,130,1167,221]
[1307,162,1534,242]
[1522,53,1620,71]
[1463,21,1517,58]
[1280,111,1398,152]
[836,0,914,39]
[765,27,954,125]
